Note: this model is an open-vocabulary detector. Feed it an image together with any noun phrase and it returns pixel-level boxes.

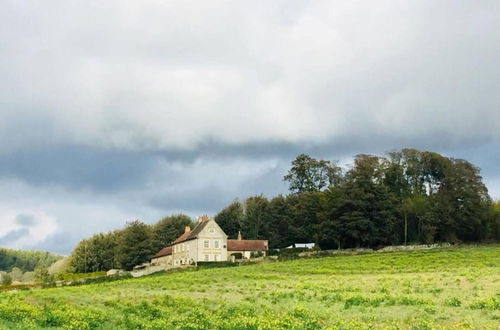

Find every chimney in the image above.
[237,231,242,240]
[197,214,209,223]
[185,226,191,233]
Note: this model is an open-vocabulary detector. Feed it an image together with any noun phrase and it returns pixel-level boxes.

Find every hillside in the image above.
[0,248,62,272]
[0,245,499,329]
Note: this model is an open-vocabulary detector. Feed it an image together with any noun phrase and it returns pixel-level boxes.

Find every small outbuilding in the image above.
[227,232,268,260]
[150,246,173,267]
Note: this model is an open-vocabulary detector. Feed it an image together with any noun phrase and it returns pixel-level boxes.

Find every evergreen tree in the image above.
[117,220,153,271]
[214,200,244,238]
[151,214,193,252]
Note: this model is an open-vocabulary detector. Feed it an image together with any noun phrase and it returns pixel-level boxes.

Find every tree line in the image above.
[66,148,499,273]
[68,214,192,272]
[216,149,499,249]
[0,248,61,273]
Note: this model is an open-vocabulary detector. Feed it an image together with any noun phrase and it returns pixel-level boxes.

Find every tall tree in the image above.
[287,192,324,245]
[335,155,396,247]
[284,154,342,193]
[117,220,153,271]
[151,214,193,252]
[264,195,293,248]
[434,159,490,241]
[242,195,269,239]
[215,200,244,238]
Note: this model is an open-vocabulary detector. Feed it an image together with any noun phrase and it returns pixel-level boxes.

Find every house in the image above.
[152,215,268,267]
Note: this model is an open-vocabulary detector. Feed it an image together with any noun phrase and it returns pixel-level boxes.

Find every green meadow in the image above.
[1,246,499,329]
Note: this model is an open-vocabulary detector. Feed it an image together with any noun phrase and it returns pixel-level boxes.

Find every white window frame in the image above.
[204,240,210,249]
[214,255,218,261]
[214,240,220,249]
[204,254,209,261]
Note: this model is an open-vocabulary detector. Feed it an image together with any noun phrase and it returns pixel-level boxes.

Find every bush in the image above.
[0,272,12,286]
[278,247,311,260]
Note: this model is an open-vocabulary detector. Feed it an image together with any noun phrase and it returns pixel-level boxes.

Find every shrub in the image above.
[0,272,12,286]
[445,297,462,307]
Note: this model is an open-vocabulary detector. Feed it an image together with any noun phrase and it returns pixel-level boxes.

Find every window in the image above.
[209,228,215,233]
[214,240,220,249]
[204,240,209,249]
[214,255,218,261]
[204,255,209,261]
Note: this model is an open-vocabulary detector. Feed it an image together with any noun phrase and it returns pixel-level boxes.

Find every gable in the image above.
[198,219,227,238]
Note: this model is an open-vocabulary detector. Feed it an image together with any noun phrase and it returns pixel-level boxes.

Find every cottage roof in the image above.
[227,239,268,251]
[172,218,211,244]
[153,246,172,258]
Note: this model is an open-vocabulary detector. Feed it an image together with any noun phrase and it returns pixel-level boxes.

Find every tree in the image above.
[333,155,397,247]
[487,200,500,241]
[0,272,12,286]
[34,267,53,284]
[117,220,153,271]
[152,214,193,252]
[22,271,35,283]
[0,248,61,273]
[241,195,269,239]
[264,195,292,248]
[215,200,244,238]
[434,159,490,242]
[9,267,23,282]
[287,192,323,245]
[68,231,121,273]
[284,154,342,193]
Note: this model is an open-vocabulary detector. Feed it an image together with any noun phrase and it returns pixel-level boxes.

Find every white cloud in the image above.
[0,208,58,249]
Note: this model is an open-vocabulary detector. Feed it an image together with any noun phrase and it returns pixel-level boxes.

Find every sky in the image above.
[0,0,499,255]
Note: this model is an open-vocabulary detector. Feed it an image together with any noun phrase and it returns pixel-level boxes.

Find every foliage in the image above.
[215,200,244,238]
[68,214,193,273]
[0,248,61,272]
[117,220,154,271]
[220,149,497,250]
[151,214,193,253]
[283,154,342,193]
[34,267,54,285]
[0,272,12,286]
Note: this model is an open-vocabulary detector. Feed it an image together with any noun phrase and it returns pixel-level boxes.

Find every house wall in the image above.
[172,240,197,266]
[151,255,172,266]
[228,250,266,260]
[195,220,228,262]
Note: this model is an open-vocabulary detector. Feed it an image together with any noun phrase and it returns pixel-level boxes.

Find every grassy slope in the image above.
[1,245,499,329]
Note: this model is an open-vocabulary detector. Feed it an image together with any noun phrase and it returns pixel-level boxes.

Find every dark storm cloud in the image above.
[0,146,158,192]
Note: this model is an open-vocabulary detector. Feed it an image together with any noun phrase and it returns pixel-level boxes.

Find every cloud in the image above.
[0,209,58,249]
[0,0,498,153]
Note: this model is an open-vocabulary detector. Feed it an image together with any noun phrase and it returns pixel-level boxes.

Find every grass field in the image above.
[0,246,499,329]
